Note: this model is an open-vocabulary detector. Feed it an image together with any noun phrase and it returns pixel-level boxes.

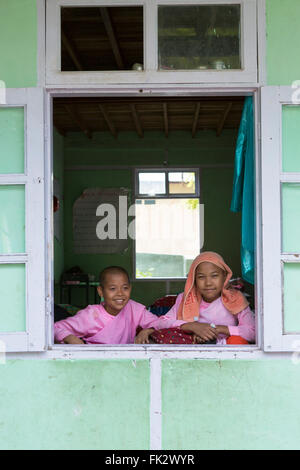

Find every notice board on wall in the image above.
[73,187,130,254]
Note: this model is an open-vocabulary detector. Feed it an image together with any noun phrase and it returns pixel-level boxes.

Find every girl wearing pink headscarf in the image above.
[149,251,255,345]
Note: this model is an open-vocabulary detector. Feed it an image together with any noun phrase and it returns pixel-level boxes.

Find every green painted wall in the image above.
[162,360,300,450]
[0,0,37,88]
[266,0,300,85]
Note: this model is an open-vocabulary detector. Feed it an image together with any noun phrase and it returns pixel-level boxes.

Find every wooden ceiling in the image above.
[53,96,245,139]
[61,6,143,71]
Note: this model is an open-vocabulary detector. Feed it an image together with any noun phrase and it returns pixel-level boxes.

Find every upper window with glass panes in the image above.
[46,0,258,85]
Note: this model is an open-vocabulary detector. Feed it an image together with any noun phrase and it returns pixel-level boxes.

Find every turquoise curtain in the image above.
[230,96,255,284]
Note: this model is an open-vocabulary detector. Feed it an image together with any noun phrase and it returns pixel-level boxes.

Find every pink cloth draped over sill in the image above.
[54,299,185,345]
[177,251,249,322]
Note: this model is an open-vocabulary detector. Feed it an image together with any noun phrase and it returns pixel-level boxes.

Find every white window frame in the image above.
[46,87,260,353]
[134,167,201,281]
[0,88,46,352]
[46,0,258,86]
[261,86,300,352]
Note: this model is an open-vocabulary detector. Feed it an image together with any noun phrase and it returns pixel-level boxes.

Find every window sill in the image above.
[47,343,263,360]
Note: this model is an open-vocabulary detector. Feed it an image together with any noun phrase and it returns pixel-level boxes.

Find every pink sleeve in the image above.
[149,294,187,330]
[228,306,256,342]
[54,306,95,343]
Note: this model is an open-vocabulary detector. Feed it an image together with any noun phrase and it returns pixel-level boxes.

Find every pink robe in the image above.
[156,293,255,345]
[54,299,185,345]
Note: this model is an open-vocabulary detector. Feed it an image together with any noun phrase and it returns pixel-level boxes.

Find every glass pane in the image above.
[0,264,26,332]
[0,108,24,174]
[158,5,241,70]
[138,173,166,195]
[61,7,144,71]
[283,263,300,333]
[0,185,25,254]
[282,184,300,253]
[282,106,300,172]
[135,198,200,278]
[168,172,196,194]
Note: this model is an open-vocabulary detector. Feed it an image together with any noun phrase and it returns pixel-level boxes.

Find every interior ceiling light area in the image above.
[53,96,245,139]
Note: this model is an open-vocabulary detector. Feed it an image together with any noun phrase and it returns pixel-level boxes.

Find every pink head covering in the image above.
[177,251,249,322]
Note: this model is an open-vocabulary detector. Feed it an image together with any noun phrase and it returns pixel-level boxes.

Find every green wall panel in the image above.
[282,107,300,173]
[0,264,26,332]
[267,0,300,85]
[0,0,37,88]
[0,360,150,450]
[282,184,300,253]
[162,360,300,450]
[283,263,300,333]
[0,185,25,254]
[0,108,24,174]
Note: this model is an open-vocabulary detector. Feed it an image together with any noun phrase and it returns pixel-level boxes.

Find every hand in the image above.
[181,322,218,343]
[215,325,230,337]
[135,328,155,344]
[63,335,85,345]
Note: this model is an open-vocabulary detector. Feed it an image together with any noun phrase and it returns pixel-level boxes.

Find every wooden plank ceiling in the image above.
[53,96,245,139]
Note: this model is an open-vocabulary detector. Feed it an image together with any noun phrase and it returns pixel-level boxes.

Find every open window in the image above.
[0,89,46,352]
[51,92,257,347]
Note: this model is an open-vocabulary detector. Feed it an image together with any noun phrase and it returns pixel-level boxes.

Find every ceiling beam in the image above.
[99,7,125,69]
[98,104,118,138]
[216,102,232,137]
[130,104,143,138]
[61,29,83,71]
[192,102,201,137]
[163,103,169,137]
[64,105,92,139]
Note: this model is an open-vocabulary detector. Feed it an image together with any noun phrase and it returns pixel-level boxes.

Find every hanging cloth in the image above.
[230,96,255,285]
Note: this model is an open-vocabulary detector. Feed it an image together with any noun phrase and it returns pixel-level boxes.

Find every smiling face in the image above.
[195,262,227,303]
[97,272,132,316]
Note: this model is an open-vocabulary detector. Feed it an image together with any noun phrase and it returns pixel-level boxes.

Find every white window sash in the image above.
[46,0,257,86]
[261,86,300,352]
[0,89,46,352]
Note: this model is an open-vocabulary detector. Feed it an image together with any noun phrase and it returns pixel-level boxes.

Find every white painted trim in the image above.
[261,86,282,351]
[281,173,300,183]
[261,86,300,351]
[6,346,295,361]
[257,0,267,85]
[150,357,162,450]
[253,88,263,349]
[0,89,46,352]
[45,0,258,85]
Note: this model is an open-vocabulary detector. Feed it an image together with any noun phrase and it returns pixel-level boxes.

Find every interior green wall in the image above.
[0,0,37,88]
[53,129,65,283]
[56,129,241,307]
